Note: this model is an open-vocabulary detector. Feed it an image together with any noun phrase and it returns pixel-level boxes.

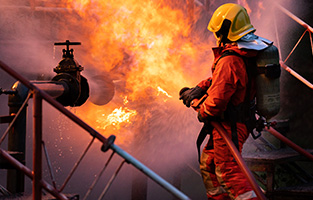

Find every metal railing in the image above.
[275,4,313,90]
[0,60,190,200]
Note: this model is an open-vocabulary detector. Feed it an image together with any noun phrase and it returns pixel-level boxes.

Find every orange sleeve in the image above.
[200,56,247,117]
[197,78,212,91]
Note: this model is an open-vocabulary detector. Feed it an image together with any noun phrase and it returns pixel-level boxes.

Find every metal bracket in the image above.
[101,135,116,152]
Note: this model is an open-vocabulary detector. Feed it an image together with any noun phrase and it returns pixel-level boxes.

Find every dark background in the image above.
[1,0,313,199]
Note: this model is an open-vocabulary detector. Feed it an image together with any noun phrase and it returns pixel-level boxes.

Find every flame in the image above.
[157,86,172,101]
[59,0,264,143]
[61,0,213,145]
[237,0,265,19]
[97,106,137,130]
[64,0,208,91]
[237,0,252,14]
[60,0,265,145]
[256,2,265,19]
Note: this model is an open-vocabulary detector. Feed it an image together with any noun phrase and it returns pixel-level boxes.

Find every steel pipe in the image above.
[0,148,68,200]
[0,60,107,144]
[276,4,313,33]
[6,82,29,193]
[98,160,126,200]
[265,126,313,162]
[32,81,66,98]
[0,93,31,145]
[33,91,43,200]
[210,121,267,200]
[83,151,115,200]
[111,144,191,200]
[280,61,313,89]
[1,60,190,199]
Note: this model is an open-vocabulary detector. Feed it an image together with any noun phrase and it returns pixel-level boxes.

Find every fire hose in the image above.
[189,95,267,200]
[183,89,313,199]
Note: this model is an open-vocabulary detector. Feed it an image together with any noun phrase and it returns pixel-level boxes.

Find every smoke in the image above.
[2,0,313,199]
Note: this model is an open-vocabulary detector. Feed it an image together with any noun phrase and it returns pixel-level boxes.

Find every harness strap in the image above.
[197,123,214,163]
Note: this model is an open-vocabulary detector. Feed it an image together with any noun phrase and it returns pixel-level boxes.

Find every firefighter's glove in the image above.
[179,86,206,107]
[197,105,216,124]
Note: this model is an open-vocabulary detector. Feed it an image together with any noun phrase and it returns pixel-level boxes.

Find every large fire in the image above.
[60,0,265,146]
[59,0,213,145]
[96,96,136,130]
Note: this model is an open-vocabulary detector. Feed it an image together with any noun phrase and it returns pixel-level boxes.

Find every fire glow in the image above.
[66,0,213,145]
[96,106,137,130]
[157,86,173,101]
[64,0,266,145]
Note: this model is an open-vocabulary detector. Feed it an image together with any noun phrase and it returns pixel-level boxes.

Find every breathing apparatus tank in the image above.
[255,44,281,120]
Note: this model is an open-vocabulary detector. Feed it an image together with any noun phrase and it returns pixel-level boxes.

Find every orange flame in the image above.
[237,0,265,19]
[97,106,137,130]
[61,0,236,145]
[157,86,172,98]
[59,0,266,145]
[53,0,268,147]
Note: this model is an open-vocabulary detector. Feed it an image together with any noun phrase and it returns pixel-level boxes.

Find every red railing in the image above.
[0,60,191,200]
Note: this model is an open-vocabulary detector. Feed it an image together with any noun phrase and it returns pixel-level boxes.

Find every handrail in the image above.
[111,144,191,199]
[265,126,313,161]
[0,60,191,200]
[275,4,313,90]
[279,61,313,90]
[211,121,313,200]
[276,4,313,33]
[0,92,31,145]
[0,148,68,200]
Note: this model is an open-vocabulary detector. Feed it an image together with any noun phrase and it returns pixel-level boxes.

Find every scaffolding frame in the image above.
[0,60,191,200]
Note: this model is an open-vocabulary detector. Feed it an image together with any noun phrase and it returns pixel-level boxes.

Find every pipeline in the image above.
[265,126,313,162]
[0,148,68,200]
[276,4,313,33]
[275,4,313,90]
[111,144,191,200]
[0,60,191,200]
[279,61,313,90]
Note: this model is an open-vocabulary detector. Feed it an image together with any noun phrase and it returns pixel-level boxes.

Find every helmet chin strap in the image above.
[217,38,222,47]
[216,35,231,47]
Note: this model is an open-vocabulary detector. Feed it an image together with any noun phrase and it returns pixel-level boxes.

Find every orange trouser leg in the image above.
[200,146,231,200]
[213,123,258,200]
[200,123,258,200]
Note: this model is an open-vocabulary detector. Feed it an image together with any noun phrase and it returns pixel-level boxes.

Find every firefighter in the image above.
[180,3,273,200]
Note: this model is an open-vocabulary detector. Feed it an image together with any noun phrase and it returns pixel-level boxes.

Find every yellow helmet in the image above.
[207,3,255,42]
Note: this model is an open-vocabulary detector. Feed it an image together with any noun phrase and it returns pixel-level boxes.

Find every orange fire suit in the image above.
[197,44,258,200]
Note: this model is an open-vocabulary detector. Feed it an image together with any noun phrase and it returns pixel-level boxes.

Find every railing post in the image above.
[33,91,42,200]
[6,83,28,194]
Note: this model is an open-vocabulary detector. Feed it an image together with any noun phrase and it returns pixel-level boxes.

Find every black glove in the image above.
[179,86,206,107]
